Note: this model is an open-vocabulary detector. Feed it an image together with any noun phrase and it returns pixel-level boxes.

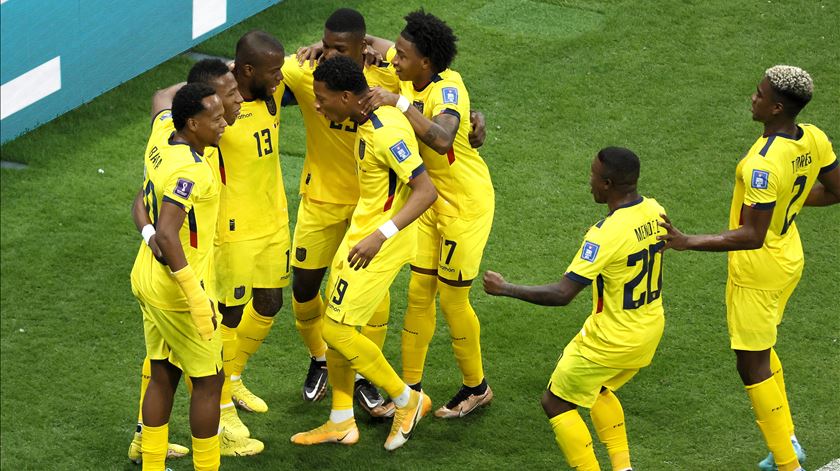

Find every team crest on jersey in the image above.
[389,140,411,162]
[412,100,424,113]
[751,169,769,189]
[358,139,366,159]
[173,178,194,199]
[296,247,307,262]
[442,87,459,105]
[580,241,600,262]
[266,96,277,116]
[234,286,246,299]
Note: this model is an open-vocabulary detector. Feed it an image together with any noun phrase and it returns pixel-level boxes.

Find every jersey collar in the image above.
[607,196,644,216]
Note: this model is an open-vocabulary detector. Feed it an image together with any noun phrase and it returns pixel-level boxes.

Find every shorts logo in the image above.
[389,140,411,162]
[159,111,172,121]
[234,286,246,300]
[296,247,307,262]
[751,169,769,189]
[173,178,194,199]
[580,241,600,262]
[442,87,459,105]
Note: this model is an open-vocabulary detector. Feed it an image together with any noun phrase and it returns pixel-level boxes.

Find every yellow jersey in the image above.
[564,197,667,369]
[211,86,289,243]
[131,110,221,311]
[728,124,838,290]
[343,106,426,272]
[281,51,400,205]
[399,68,493,218]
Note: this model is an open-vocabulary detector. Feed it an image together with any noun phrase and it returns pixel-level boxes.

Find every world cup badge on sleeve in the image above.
[442,87,459,105]
[389,140,411,162]
[580,241,600,262]
[751,169,769,189]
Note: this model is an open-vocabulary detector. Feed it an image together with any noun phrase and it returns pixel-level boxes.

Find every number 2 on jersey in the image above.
[781,175,807,235]
[623,241,665,309]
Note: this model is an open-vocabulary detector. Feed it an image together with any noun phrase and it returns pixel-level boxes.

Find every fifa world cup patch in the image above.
[751,169,770,189]
[173,178,195,199]
[389,140,412,162]
[442,87,459,105]
[580,241,600,262]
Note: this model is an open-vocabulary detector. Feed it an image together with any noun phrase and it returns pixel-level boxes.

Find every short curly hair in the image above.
[401,10,458,73]
[187,58,230,86]
[325,8,366,38]
[172,83,216,131]
[313,55,368,94]
[765,65,813,117]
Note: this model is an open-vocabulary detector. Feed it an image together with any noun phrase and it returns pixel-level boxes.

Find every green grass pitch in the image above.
[1,0,838,469]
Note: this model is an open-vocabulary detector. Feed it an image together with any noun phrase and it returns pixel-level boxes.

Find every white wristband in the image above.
[141,224,156,245]
[395,95,410,113]
[378,220,399,239]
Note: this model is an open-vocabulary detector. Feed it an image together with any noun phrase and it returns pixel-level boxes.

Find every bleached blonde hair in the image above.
[765,65,813,107]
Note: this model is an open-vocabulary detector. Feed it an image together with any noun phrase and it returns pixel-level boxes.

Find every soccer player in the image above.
[290,55,437,451]
[484,147,667,471]
[658,65,839,471]
[212,30,290,430]
[361,10,495,418]
[280,8,401,414]
[128,58,266,460]
[130,82,227,471]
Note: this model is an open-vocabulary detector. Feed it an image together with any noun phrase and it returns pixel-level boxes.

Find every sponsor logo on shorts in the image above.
[580,241,600,262]
[296,247,307,262]
[751,169,769,189]
[234,286,246,299]
[442,87,459,104]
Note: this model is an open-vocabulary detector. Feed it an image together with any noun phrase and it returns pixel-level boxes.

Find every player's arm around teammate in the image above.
[658,66,837,471]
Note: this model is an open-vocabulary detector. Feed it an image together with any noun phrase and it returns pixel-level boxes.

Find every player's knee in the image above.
[438,283,472,314]
[253,288,283,316]
[292,267,327,302]
[218,303,244,328]
[541,389,574,418]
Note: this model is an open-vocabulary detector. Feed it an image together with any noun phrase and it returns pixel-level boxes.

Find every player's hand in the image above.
[360,87,399,116]
[483,270,508,296]
[469,111,486,148]
[296,43,323,67]
[190,299,216,341]
[347,231,387,270]
[148,234,164,259]
[657,213,689,251]
[362,44,383,67]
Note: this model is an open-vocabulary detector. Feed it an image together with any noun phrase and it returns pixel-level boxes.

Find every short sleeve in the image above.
[377,127,424,184]
[150,109,175,137]
[282,55,305,92]
[162,166,200,212]
[741,157,779,209]
[818,137,838,174]
[429,80,463,121]
[564,225,620,285]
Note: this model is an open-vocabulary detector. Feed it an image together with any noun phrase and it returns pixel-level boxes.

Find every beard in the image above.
[250,82,271,101]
